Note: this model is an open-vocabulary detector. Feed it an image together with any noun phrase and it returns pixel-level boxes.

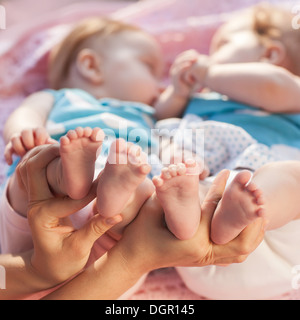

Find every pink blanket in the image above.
[0,0,299,300]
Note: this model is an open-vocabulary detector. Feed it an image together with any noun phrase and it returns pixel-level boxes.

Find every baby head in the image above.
[209,3,300,75]
[48,17,163,105]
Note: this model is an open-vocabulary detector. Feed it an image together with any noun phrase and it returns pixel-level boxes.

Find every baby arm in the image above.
[155,50,203,120]
[191,56,300,113]
[4,91,55,164]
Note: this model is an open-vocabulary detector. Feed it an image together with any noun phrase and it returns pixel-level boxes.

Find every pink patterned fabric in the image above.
[0,0,299,300]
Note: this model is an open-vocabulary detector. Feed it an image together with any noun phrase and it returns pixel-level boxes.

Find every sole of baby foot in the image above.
[60,127,105,199]
[96,139,151,218]
[211,170,265,245]
[153,159,201,240]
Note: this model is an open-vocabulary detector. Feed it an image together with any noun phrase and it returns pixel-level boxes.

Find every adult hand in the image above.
[16,144,122,286]
[39,168,265,300]
[116,169,265,275]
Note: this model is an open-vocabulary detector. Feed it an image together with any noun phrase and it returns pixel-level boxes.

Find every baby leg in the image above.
[47,127,104,199]
[249,161,300,230]
[211,161,300,245]
[152,159,202,240]
[96,139,154,236]
[211,170,265,245]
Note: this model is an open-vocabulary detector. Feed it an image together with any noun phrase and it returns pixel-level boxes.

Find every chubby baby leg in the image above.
[211,170,265,245]
[46,127,104,199]
[249,161,300,229]
[152,159,202,240]
[96,139,154,236]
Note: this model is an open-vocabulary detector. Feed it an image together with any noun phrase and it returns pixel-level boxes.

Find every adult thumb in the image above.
[73,214,123,249]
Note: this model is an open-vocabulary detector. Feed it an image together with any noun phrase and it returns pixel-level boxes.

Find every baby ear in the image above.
[260,40,287,66]
[76,49,103,84]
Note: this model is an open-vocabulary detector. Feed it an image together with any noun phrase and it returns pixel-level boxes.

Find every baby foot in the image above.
[211,170,265,245]
[96,138,152,218]
[152,159,202,240]
[60,127,104,199]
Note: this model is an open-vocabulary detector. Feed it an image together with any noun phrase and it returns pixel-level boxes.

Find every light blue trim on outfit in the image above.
[185,92,300,149]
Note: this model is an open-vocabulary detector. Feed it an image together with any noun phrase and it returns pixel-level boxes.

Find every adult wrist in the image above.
[1,251,57,299]
[80,249,146,300]
[29,251,61,291]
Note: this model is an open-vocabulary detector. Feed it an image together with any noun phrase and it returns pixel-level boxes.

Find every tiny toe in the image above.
[256,194,265,206]
[117,139,127,153]
[252,187,262,197]
[176,163,186,176]
[246,181,257,192]
[91,128,105,142]
[66,130,77,140]
[168,164,178,177]
[139,151,148,165]
[75,127,84,137]
[185,159,201,175]
[110,139,125,155]
[235,170,253,187]
[256,207,265,217]
[129,144,141,158]
[185,158,197,168]
[161,167,172,180]
[60,135,70,145]
[140,163,151,175]
[128,146,142,165]
[152,176,164,187]
[83,127,92,137]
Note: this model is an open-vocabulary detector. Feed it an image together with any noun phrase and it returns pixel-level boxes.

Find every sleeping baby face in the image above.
[98,30,164,106]
[209,14,266,65]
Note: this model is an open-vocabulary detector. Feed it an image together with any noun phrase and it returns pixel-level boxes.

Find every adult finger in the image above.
[200,169,230,224]
[212,217,265,265]
[16,145,51,194]
[69,214,123,252]
[25,144,60,201]
[31,179,98,226]
[230,217,265,256]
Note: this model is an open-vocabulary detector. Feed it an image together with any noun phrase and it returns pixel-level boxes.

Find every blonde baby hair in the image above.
[48,17,141,89]
[252,3,300,75]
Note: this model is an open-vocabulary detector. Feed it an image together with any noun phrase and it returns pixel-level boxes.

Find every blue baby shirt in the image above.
[185,92,300,149]
[45,88,157,153]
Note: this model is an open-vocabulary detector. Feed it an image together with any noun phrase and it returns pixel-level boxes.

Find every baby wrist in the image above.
[195,59,210,87]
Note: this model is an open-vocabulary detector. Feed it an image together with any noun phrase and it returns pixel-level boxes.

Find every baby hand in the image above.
[185,54,211,89]
[4,127,56,165]
[170,49,200,98]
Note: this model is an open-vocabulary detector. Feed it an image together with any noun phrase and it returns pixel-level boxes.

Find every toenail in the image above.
[95,131,104,141]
